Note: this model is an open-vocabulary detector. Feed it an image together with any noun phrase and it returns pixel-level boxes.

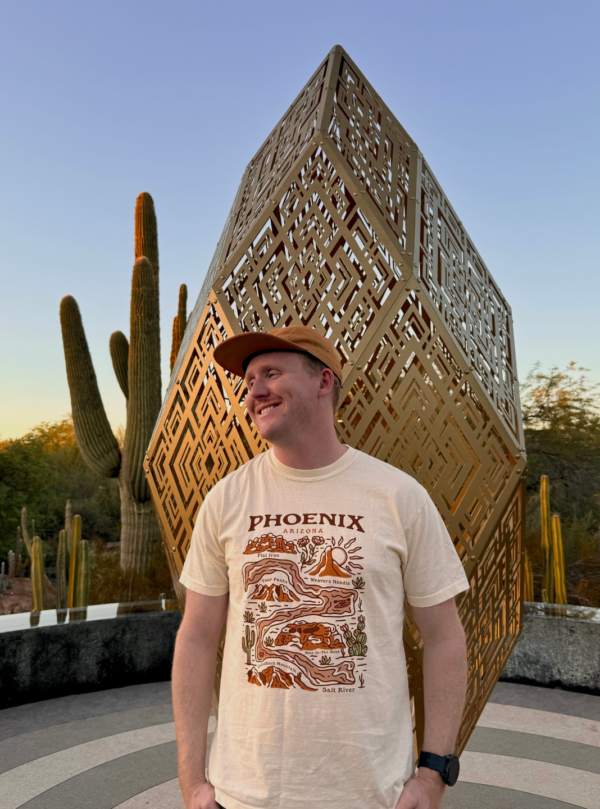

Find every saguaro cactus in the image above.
[8,550,15,579]
[15,527,22,577]
[170,284,188,373]
[59,193,164,573]
[75,540,90,609]
[56,530,68,610]
[22,506,55,598]
[540,476,554,603]
[31,537,45,613]
[68,514,81,608]
[551,514,567,605]
[65,500,73,554]
[523,549,534,602]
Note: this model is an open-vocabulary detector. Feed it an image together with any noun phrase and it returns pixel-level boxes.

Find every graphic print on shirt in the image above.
[241,513,368,692]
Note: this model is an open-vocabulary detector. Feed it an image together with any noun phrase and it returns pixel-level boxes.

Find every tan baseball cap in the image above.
[213,325,343,382]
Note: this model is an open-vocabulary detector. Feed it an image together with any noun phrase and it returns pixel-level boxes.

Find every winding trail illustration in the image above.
[244,557,358,687]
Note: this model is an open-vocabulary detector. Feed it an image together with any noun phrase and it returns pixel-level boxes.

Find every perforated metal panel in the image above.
[144,45,525,754]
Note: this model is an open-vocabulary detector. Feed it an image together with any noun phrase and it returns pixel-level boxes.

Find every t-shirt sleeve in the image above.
[180,488,229,596]
[402,494,470,608]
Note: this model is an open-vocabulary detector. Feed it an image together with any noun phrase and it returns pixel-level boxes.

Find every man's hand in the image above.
[396,769,446,808]
[184,778,220,809]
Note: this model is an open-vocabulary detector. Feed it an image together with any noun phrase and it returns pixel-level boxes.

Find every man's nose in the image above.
[247,376,269,399]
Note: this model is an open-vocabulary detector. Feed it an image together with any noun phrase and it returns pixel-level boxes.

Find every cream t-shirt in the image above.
[180,446,470,809]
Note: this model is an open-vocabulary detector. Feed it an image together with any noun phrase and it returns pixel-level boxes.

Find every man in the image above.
[173,325,470,809]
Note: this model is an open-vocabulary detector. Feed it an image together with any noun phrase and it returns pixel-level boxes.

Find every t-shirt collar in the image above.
[267,446,357,482]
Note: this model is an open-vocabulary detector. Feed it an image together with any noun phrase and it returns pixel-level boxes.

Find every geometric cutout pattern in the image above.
[218,146,405,369]
[418,163,522,444]
[145,45,525,757]
[145,296,269,571]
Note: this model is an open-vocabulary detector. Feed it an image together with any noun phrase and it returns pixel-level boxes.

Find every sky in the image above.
[1,0,599,439]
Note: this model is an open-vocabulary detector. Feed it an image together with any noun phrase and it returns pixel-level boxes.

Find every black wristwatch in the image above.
[417,751,460,786]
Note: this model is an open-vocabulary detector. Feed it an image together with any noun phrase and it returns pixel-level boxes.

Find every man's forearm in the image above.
[172,630,219,799]
[421,635,468,755]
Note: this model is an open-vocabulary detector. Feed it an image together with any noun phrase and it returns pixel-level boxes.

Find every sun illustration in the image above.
[308,537,363,578]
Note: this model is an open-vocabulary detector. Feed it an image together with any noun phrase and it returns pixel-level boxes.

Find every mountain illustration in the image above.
[244,533,297,555]
[308,547,352,578]
[275,620,345,651]
[247,665,317,690]
[250,583,300,602]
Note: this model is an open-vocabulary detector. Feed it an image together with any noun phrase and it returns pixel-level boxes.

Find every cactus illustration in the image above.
[264,636,274,647]
[170,284,188,373]
[358,673,365,688]
[56,530,68,611]
[319,655,331,665]
[523,548,534,602]
[243,609,255,623]
[352,576,365,590]
[540,476,554,603]
[31,536,45,613]
[59,193,170,574]
[552,514,567,605]
[341,615,368,656]
[258,602,267,613]
[242,625,255,664]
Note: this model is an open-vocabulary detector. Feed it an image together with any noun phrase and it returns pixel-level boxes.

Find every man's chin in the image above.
[255,419,290,446]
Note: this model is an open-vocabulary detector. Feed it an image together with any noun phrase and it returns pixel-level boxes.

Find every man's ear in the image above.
[317,367,335,399]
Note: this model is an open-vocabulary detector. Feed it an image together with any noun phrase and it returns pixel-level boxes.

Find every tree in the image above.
[521,362,600,605]
[0,418,121,563]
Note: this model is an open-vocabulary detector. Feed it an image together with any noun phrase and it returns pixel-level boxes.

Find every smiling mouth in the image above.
[258,403,280,416]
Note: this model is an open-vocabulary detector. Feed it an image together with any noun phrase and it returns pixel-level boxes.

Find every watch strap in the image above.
[418,751,447,775]
[418,751,460,786]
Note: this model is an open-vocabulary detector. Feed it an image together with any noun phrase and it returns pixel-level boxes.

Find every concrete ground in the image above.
[0,681,598,808]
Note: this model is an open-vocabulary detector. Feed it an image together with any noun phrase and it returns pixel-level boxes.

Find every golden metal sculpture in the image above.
[144,45,526,755]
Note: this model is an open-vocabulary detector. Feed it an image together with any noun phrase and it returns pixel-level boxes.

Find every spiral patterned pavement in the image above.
[0,680,598,808]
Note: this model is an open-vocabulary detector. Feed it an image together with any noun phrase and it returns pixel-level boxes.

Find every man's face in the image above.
[244,351,321,446]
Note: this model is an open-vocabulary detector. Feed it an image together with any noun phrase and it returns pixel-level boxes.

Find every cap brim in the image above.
[213,332,307,378]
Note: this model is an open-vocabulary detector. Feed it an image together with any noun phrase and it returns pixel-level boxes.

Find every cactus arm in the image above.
[68,515,81,608]
[31,537,45,612]
[56,530,68,610]
[122,258,161,502]
[134,193,160,395]
[134,192,159,281]
[109,331,129,399]
[60,295,121,478]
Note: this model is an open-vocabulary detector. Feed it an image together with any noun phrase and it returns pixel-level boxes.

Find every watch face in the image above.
[445,756,460,786]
